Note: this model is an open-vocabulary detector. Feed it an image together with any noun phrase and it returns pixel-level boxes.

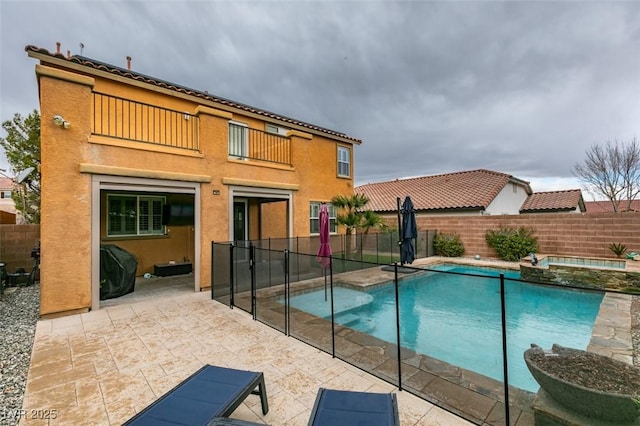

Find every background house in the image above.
[28,43,360,317]
[0,177,17,224]
[585,200,640,212]
[358,169,588,220]
[356,169,532,218]
[519,189,585,214]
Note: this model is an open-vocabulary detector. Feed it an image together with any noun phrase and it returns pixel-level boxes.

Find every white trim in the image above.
[233,199,249,241]
[265,123,289,136]
[228,120,248,159]
[91,174,201,311]
[227,185,293,241]
[337,145,351,177]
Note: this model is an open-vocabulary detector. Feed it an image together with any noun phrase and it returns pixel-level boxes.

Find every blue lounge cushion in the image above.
[308,388,399,426]
[124,365,268,426]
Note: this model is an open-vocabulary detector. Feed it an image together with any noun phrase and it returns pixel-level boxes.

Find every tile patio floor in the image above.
[20,281,473,426]
[21,256,633,425]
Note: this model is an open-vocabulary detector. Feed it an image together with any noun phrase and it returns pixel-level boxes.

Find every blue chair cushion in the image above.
[308,388,399,426]
[124,365,268,426]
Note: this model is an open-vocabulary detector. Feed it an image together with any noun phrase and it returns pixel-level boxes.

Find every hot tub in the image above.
[520,255,639,290]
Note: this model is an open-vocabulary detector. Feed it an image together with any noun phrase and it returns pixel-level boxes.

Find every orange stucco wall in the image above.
[35,60,356,316]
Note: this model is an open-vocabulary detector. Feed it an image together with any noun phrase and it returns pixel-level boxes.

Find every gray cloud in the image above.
[1,1,639,190]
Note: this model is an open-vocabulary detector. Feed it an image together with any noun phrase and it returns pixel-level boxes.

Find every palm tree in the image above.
[356,210,387,258]
[331,193,384,259]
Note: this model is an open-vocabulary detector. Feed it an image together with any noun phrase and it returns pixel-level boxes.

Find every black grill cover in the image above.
[100,244,138,300]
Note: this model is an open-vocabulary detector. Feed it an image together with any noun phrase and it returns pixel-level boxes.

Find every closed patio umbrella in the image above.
[400,196,417,265]
[316,203,332,299]
[316,203,332,268]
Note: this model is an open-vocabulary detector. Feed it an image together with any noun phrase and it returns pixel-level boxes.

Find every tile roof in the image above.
[355,169,531,212]
[0,177,14,190]
[585,200,640,212]
[520,189,585,213]
[25,45,361,144]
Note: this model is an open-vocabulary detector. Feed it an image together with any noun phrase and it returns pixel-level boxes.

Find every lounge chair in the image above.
[124,364,269,425]
[307,388,400,426]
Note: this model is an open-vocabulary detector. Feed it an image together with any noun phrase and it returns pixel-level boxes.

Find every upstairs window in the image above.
[337,145,351,177]
[310,202,337,234]
[0,190,11,199]
[229,121,248,158]
[265,123,288,136]
[107,194,165,237]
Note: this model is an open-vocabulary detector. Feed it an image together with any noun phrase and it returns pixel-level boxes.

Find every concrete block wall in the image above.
[381,212,640,260]
[0,224,40,274]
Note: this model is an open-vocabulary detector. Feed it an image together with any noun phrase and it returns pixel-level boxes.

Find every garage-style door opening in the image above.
[91,175,200,311]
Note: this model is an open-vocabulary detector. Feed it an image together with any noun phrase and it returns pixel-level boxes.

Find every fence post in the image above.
[210,241,215,300]
[394,262,403,390]
[285,249,290,336]
[250,244,256,320]
[229,243,235,309]
[268,238,272,287]
[500,273,510,425]
[330,256,335,358]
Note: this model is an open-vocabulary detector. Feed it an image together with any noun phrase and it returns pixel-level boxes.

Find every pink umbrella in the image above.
[316,203,332,268]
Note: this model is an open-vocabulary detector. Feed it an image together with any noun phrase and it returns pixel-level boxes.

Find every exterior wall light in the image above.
[53,115,70,129]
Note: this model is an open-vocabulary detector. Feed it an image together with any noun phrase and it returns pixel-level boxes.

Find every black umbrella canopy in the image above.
[401,196,417,264]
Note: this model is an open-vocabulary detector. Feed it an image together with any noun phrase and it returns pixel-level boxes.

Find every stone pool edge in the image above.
[587,292,633,364]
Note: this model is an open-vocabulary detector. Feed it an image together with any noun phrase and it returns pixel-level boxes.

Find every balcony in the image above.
[229,124,291,166]
[92,92,199,151]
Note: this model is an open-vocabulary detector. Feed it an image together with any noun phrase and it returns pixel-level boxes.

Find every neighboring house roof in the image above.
[0,177,16,215]
[0,177,14,190]
[585,200,640,212]
[25,45,361,145]
[355,169,532,213]
[520,189,585,213]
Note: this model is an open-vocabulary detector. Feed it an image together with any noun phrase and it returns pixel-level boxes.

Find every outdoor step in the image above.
[336,313,361,326]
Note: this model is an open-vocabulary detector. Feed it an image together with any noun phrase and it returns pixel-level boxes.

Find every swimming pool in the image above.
[285,265,603,392]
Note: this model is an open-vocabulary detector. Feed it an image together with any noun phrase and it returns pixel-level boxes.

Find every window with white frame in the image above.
[310,202,337,234]
[229,121,248,158]
[265,123,288,136]
[107,194,165,237]
[0,190,11,199]
[337,146,351,177]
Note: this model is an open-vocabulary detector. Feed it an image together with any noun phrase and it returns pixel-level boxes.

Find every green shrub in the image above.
[608,243,627,258]
[485,227,538,261]
[433,233,465,257]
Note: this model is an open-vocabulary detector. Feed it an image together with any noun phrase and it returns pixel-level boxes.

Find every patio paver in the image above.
[20,289,474,426]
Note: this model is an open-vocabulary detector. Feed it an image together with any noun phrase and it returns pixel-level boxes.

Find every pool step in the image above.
[336,313,360,326]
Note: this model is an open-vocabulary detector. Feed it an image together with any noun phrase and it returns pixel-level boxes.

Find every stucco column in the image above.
[37,65,95,316]
[194,106,232,289]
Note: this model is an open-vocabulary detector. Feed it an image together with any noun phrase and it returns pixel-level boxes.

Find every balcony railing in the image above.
[229,124,291,166]
[92,92,199,151]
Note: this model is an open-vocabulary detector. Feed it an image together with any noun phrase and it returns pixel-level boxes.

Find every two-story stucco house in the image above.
[27,44,361,317]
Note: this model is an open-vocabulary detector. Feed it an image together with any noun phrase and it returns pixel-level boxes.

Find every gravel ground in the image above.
[0,284,40,426]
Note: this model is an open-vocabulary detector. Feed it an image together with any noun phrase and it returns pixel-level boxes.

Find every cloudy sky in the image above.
[1,1,639,197]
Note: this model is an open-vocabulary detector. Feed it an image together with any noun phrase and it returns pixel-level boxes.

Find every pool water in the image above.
[286,265,603,393]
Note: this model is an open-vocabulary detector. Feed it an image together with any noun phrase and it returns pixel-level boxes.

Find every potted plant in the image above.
[524,344,640,423]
